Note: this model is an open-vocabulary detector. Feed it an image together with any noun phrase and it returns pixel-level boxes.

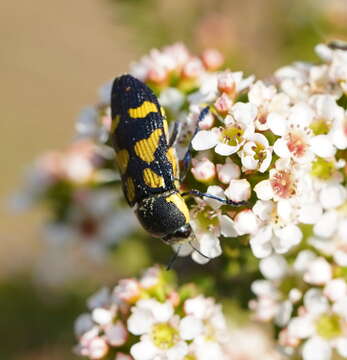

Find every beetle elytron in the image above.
[110,74,244,246]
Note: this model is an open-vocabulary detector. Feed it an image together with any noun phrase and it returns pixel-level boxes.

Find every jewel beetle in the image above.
[110,74,245,247]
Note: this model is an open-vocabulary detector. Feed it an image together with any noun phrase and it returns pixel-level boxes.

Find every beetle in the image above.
[110,74,245,248]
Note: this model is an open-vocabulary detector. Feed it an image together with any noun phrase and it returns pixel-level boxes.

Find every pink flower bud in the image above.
[101,114,112,133]
[140,266,161,289]
[214,93,233,115]
[115,353,133,360]
[201,48,224,71]
[279,329,300,348]
[198,111,215,130]
[104,321,128,347]
[218,72,236,96]
[191,157,216,182]
[81,336,109,360]
[168,291,180,307]
[225,179,251,202]
[113,279,141,304]
[324,278,347,302]
[182,58,204,79]
[216,159,241,184]
[147,67,167,84]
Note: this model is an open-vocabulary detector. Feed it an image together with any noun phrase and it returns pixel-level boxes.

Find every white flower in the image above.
[238,133,273,172]
[271,103,315,164]
[330,111,347,150]
[233,209,260,236]
[192,102,256,156]
[217,70,254,97]
[184,296,228,360]
[159,88,185,112]
[293,250,317,273]
[259,254,288,280]
[250,200,302,258]
[324,279,347,302]
[330,48,347,84]
[224,179,251,203]
[319,184,347,209]
[254,158,298,201]
[302,337,331,360]
[176,186,243,264]
[76,106,110,143]
[87,287,111,310]
[128,299,188,360]
[248,80,290,131]
[75,313,95,337]
[275,62,312,101]
[179,315,203,340]
[303,257,332,285]
[139,266,161,289]
[249,280,281,322]
[113,278,141,303]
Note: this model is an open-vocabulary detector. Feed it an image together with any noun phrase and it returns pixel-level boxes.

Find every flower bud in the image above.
[201,48,224,71]
[191,157,216,182]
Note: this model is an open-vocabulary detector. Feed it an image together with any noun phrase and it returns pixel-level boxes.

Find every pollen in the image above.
[151,323,178,350]
[221,125,244,147]
[286,131,307,158]
[270,170,295,198]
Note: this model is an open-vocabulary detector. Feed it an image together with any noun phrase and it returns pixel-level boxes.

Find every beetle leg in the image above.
[169,121,181,147]
[180,106,210,182]
[181,189,248,207]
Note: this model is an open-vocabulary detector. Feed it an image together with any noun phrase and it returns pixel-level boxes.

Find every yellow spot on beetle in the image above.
[111,115,121,133]
[160,106,166,118]
[163,119,169,142]
[166,193,190,223]
[116,149,129,174]
[166,147,179,179]
[143,168,165,188]
[134,128,162,163]
[128,101,158,118]
[126,177,135,202]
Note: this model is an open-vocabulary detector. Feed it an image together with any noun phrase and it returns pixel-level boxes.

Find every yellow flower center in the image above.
[151,323,178,349]
[221,126,244,147]
[311,157,335,180]
[316,314,342,339]
[310,118,331,135]
[252,142,266,161]
[184,355,197,360]
[194,206,219,232]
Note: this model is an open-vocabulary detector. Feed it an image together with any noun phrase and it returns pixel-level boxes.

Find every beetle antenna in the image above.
[189,242,212,260]
[166,245,181,270]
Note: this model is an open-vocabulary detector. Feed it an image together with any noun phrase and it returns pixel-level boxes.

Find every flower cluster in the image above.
[74,266,231,360]
[12,139,136,254]
[250,251,347,360]
[14,41,347,359]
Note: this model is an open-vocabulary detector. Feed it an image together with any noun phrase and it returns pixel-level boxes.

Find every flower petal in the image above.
[192,130,218,151]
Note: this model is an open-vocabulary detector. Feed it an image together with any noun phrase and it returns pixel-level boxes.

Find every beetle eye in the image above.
[162,224,192,244]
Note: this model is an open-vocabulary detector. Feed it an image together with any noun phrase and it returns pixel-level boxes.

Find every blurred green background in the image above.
[1,0,347,359]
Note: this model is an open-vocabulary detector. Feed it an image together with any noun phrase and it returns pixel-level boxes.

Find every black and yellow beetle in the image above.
[110,74,245,247]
